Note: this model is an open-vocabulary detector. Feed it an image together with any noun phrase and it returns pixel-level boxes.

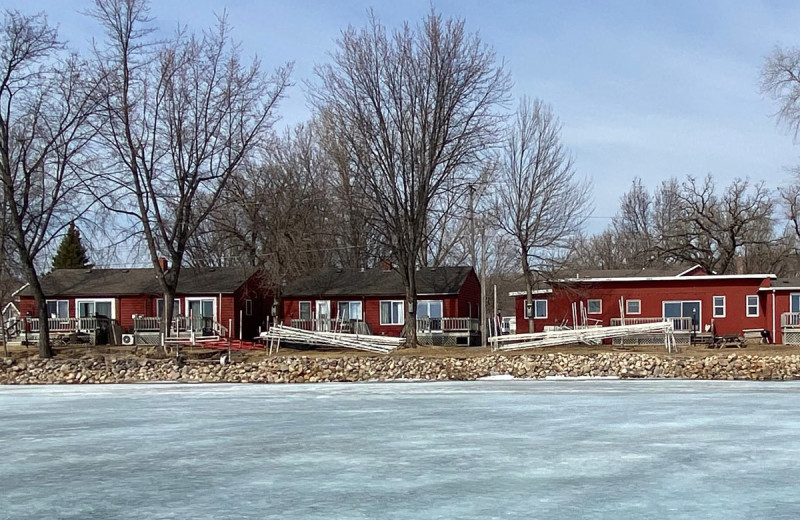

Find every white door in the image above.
[316,300,330,331]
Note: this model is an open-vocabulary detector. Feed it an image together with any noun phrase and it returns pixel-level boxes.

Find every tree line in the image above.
[2,1,800,356]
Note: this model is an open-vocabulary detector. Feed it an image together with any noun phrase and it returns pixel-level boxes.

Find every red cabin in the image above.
[512,265,800,345]
[16,266,272,344]
[281,265,481,346]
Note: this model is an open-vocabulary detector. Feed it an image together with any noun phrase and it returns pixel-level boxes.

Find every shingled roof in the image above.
[284,266,474,298]
[18,267,258,297]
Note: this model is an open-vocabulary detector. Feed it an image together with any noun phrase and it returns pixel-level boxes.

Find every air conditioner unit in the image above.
[121,334,135,346]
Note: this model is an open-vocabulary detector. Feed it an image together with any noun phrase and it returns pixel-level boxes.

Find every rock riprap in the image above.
[2,352,800,384]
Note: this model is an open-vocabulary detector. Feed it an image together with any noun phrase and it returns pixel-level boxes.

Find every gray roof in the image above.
[19,267,258,297]
[769,278,800,290]
[284,266,474,298]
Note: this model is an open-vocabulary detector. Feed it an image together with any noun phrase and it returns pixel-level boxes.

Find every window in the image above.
[380,300,404,325]
[663,300,701,331]
[245,299,253,316]
[76,299,114,319]
[46,300,69,319]
[416,300,443,319]
[299,301,311,321]
[792,293,800,313]
[337,301,362,321]
[525,300,548,319]
[746,295,759,317]
[625,300,641,315]
[712,296,726,318]
[587,299,602,314]
[156,298,181,317]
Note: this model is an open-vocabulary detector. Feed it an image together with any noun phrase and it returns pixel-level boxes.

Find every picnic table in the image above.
[710,334,744,349]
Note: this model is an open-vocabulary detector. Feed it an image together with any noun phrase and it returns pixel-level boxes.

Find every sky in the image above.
[20,0,800,232]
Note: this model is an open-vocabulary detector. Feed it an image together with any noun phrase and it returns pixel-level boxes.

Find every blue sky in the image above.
[22,0,800,230]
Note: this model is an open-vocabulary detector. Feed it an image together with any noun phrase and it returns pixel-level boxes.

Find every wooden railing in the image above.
[781,312,800,329]
[290,319,367,333]
[26,317,99,333]
[133,316,228,337]
[417,317,480,333]
[610,316,693,331]
[288,317,480,334]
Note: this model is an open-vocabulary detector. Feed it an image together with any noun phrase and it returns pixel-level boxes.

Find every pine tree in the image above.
[51,222,90,269]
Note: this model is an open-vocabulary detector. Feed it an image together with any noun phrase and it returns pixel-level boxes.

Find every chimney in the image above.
[381,259,392,271]
[158,257,168,272]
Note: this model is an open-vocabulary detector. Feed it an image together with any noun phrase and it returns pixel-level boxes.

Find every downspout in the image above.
[219,292,223,337]
[772,289,776,344]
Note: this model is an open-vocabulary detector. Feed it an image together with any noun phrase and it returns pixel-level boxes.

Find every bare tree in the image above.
[311,10,511,345]
[0,11,98,358]
[88,0,291,339]
[494,97,592,332]
[657,176,775,273]
[317,112,383,269]
[188,124,334,312]
[762,46,800,138]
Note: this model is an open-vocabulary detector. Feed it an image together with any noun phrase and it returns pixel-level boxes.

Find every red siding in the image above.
[281,271,481,336]
[456,269,482,319]
[18,271,273,338]
[514,276,778,340]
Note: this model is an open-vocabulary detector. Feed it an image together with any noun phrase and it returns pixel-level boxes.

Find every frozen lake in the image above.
[2,380,800,519]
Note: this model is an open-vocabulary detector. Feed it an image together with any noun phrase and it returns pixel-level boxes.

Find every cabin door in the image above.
[316,300,330,331]
[186,298,215,334]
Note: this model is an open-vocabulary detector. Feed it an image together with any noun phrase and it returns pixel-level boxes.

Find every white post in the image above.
[493,284,498,337]
[239,310,243,340]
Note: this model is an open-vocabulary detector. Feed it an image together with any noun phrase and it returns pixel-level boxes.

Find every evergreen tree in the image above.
[51,222,90,269]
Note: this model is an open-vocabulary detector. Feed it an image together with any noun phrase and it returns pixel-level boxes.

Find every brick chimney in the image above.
[157,257,168,272]
[381,259,393,271]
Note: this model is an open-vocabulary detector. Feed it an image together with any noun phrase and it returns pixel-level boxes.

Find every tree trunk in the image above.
[161,285,177,344]
[403,261,419,348]
[521,248,535,334]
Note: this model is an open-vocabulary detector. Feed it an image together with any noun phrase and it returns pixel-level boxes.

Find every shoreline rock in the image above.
[2,352,800,384]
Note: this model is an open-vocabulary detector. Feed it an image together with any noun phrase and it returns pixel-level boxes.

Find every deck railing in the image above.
[289,319,368,333]
[288,317,480,334]
[781,312,800,329]
[26,317,99,333]
[133,316,228,337]
[610,316,693,331]
[417,317,480,333]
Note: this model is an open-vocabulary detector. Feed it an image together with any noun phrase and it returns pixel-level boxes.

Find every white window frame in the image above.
[712,296,726,318]
[587,299,602,314]
[75,298,116,320]
[337,301,362,321]
[185,298,217,320]
[245,299,253,316]
[156,298,181,317]
[380,300,405,325]
[746,295,759,317]
[791,293,800,313]
[298,301,312,321]
[525,300,548,319]
[416,300,443,319]
[662,300,702,331]
[46,299,69,319]
[625,299,641,315]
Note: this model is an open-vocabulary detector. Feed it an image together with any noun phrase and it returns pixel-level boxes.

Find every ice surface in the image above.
[2,380,800,519]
